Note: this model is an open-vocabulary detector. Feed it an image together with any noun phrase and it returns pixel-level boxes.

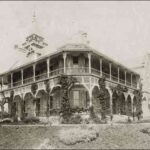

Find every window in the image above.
[73,91,80,107]
[73,56,78,64]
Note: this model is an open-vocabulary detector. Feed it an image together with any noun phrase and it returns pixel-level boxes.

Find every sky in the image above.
[0,1,150,73]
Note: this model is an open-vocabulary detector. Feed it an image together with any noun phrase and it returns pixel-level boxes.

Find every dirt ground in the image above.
[1,123,150,149]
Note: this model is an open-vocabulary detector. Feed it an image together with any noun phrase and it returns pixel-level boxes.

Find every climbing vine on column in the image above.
[58,75,77,122]
[44,79,51,116]
[97,77,110,120]
[133,81,143,120]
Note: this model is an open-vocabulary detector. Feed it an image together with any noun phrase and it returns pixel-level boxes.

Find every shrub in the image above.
[61,113,82,124]
[22,116,39,124]
[58,126,99,145]
[0,118,13,124]
[0,111,10,119]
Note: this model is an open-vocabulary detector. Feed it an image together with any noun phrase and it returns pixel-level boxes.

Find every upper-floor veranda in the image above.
[0,46,140,91]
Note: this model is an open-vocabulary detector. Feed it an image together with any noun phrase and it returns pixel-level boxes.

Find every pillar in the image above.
[89,89,92,107]
[33,64,36,82]
[11,73,13,88]
[47,58,50,78]
[88,53,91,74]
[109,63,112,80]
[131,74,133,87]
[21,69,23,85]
[100,58,102,76]
[107,87,113,119]
[125,71,127,85]
[118,67,120,83]
[1,77,3,90]
[63,53,67,74]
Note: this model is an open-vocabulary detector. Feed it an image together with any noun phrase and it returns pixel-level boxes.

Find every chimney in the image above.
[81,32,90,45]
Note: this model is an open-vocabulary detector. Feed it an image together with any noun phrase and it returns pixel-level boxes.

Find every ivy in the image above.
[58,75,77,123]
[31,83,38,96]
[97,77,110,120]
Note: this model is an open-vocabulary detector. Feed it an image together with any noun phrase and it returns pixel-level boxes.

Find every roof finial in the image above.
[32,11,36,23]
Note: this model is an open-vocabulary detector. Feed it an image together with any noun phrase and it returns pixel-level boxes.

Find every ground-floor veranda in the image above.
[2,83,138,121]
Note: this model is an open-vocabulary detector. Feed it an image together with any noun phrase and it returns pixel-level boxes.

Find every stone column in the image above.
[118,67,120,83]
[131,74,133,87]
[1,77,3,90]
[106,87,113,121]
[47,58,50,78]
[125,71,127,85]
[109,63,112,80]
[63,53,67,74]
[88,53,92,74]
[33,64,36,82]
[11,73,13,88]
[100,58,102,76]
[21,69,23,85]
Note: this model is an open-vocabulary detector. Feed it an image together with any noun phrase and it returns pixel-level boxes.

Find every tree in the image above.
[58,75,77,122]
[97,77,110,120]
[133,80,143,120]
[44,79,51,117]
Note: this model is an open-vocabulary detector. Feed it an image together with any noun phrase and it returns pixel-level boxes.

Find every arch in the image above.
[24,92,35,117]
[69,84,90,109]
[112,90,119,114]
[36,90,49,117]
[13,95,23,119]
[126,95,132,116]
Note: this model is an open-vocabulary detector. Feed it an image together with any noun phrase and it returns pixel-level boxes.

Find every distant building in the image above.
[133,54,150,117]
[0,14,141,121]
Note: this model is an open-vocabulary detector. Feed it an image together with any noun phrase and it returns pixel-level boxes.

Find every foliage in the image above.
[44,79,51,93]
[58,75,77,123]
[0,111,10,118]
[44,79,51,117]
[111,84,128,92]
[58,126,99,145]
[31,83,38,95]
[61,114,82,124]
[22,116,39,124]
[0,118,12,124]
[97,77,110,120]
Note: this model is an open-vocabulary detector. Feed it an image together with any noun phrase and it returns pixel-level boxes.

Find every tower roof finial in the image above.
[32,11,36,23]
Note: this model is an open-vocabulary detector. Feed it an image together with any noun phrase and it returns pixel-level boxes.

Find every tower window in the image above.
[73,56,78,64]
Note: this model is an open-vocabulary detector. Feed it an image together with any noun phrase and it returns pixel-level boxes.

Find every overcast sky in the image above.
[0,1,150,73]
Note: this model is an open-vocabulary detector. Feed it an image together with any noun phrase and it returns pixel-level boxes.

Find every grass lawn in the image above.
[1,123,150,149]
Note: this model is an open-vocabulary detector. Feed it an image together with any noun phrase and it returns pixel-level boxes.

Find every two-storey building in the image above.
[0,16,140,121]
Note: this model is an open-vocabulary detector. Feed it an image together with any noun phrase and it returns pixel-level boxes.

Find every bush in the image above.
[0,111,10,119]
[22,116,39,124]
[0,118,13,124]
[58,126,99,145]
[61,113,82,124]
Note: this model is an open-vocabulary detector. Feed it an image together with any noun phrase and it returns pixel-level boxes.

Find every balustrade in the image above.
[0,67,138,91]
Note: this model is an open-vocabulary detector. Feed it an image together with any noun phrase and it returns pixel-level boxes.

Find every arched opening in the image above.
[13,95,22,119]
[24,92,35,117]
[112,91,118,114]
[50,86,62,115]
[69,84,89,109]
[126,95,132,116]
[92,86,100,113]
[36,90,49,117]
